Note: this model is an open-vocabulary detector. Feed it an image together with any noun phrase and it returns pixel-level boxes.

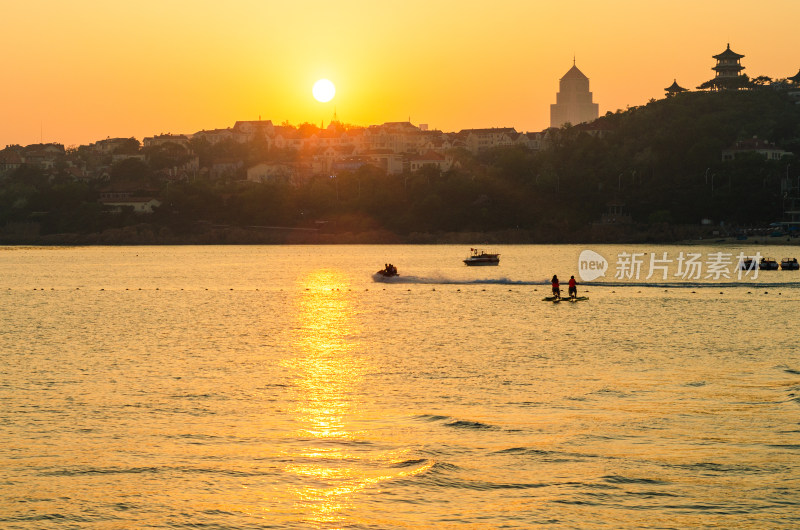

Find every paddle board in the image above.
[542,296,588,302]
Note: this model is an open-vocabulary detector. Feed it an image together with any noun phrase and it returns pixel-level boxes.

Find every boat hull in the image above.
[463,259,499,266]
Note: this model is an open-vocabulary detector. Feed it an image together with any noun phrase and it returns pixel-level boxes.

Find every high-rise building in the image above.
[550,61,599,128]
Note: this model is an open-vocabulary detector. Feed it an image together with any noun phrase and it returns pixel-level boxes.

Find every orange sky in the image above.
[1,0,797,148]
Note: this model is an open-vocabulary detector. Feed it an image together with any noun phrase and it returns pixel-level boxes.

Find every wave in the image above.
[414,413,498,430]
[584,280,800,289]
[372,273,539,285]
[445,419,497,430]
[372,273,800,289]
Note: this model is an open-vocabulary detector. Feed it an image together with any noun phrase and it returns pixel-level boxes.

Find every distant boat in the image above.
[463,248,500,266]
[739,256,780,270]
[760,257,779,270]
[780,258,799,270]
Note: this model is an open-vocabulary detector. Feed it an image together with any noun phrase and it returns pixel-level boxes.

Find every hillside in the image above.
[1,89,799,244]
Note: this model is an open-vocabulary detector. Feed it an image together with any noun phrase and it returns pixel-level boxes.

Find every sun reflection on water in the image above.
[282,269,432,525]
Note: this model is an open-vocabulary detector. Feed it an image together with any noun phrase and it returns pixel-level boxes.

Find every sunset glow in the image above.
[1,0,798,147]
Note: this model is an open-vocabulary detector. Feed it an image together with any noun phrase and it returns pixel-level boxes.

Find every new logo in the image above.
[578,250,608,281]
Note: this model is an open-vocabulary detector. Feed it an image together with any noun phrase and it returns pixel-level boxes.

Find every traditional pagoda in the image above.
[664,79,687,97]
[789,69,800,84]
[700,43,748,90]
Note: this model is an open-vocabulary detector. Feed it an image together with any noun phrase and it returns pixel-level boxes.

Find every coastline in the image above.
[2,223,798,246]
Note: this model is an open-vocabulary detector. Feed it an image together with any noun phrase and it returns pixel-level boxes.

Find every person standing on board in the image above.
[568,275,577,299]
[551,275,560,299]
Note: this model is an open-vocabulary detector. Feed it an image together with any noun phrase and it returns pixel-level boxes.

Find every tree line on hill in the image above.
[1,89,799,244]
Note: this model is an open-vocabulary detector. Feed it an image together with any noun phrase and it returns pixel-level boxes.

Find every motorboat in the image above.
[463,248,500,266]
[760,257,779,270]
[780,258,799,270]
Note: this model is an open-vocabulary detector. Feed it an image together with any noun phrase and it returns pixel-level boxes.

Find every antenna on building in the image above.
[573,54,576,66]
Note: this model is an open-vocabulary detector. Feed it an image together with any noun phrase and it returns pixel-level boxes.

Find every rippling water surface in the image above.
[1,245,799,528]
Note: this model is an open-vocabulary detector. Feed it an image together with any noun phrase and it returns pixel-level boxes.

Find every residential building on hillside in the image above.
[89,137,138,154]
[23,143,65,169]
[233,120,275,140]
[143,134,190,149]
[409,151,452,172]
[459,128,517,153]
[722,137,793,161]
[247,162,294,184]
[190,129,239,145]
[0,150,24,173]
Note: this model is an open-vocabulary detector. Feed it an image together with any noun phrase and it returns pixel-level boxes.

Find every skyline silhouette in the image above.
[1,1,798,148]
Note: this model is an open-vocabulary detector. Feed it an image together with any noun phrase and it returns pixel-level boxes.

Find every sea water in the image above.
[1,245,799,528]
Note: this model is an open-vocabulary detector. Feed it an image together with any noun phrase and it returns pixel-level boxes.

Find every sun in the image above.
[312,79,336,103]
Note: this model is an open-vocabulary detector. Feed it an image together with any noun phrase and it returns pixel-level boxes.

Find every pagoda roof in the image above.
[665,79,687,92]
[789,69,800,83]
[713,43,744,60]
[561,64,588,81]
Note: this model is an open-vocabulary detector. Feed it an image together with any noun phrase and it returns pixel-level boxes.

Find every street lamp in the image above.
[329,174,338,201]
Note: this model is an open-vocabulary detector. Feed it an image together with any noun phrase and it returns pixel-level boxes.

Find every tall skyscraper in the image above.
[550,61,599,128]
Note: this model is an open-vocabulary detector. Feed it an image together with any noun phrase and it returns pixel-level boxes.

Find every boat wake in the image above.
[371,273,800,289]
[372,273,547,285]
[587,280,800,289]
